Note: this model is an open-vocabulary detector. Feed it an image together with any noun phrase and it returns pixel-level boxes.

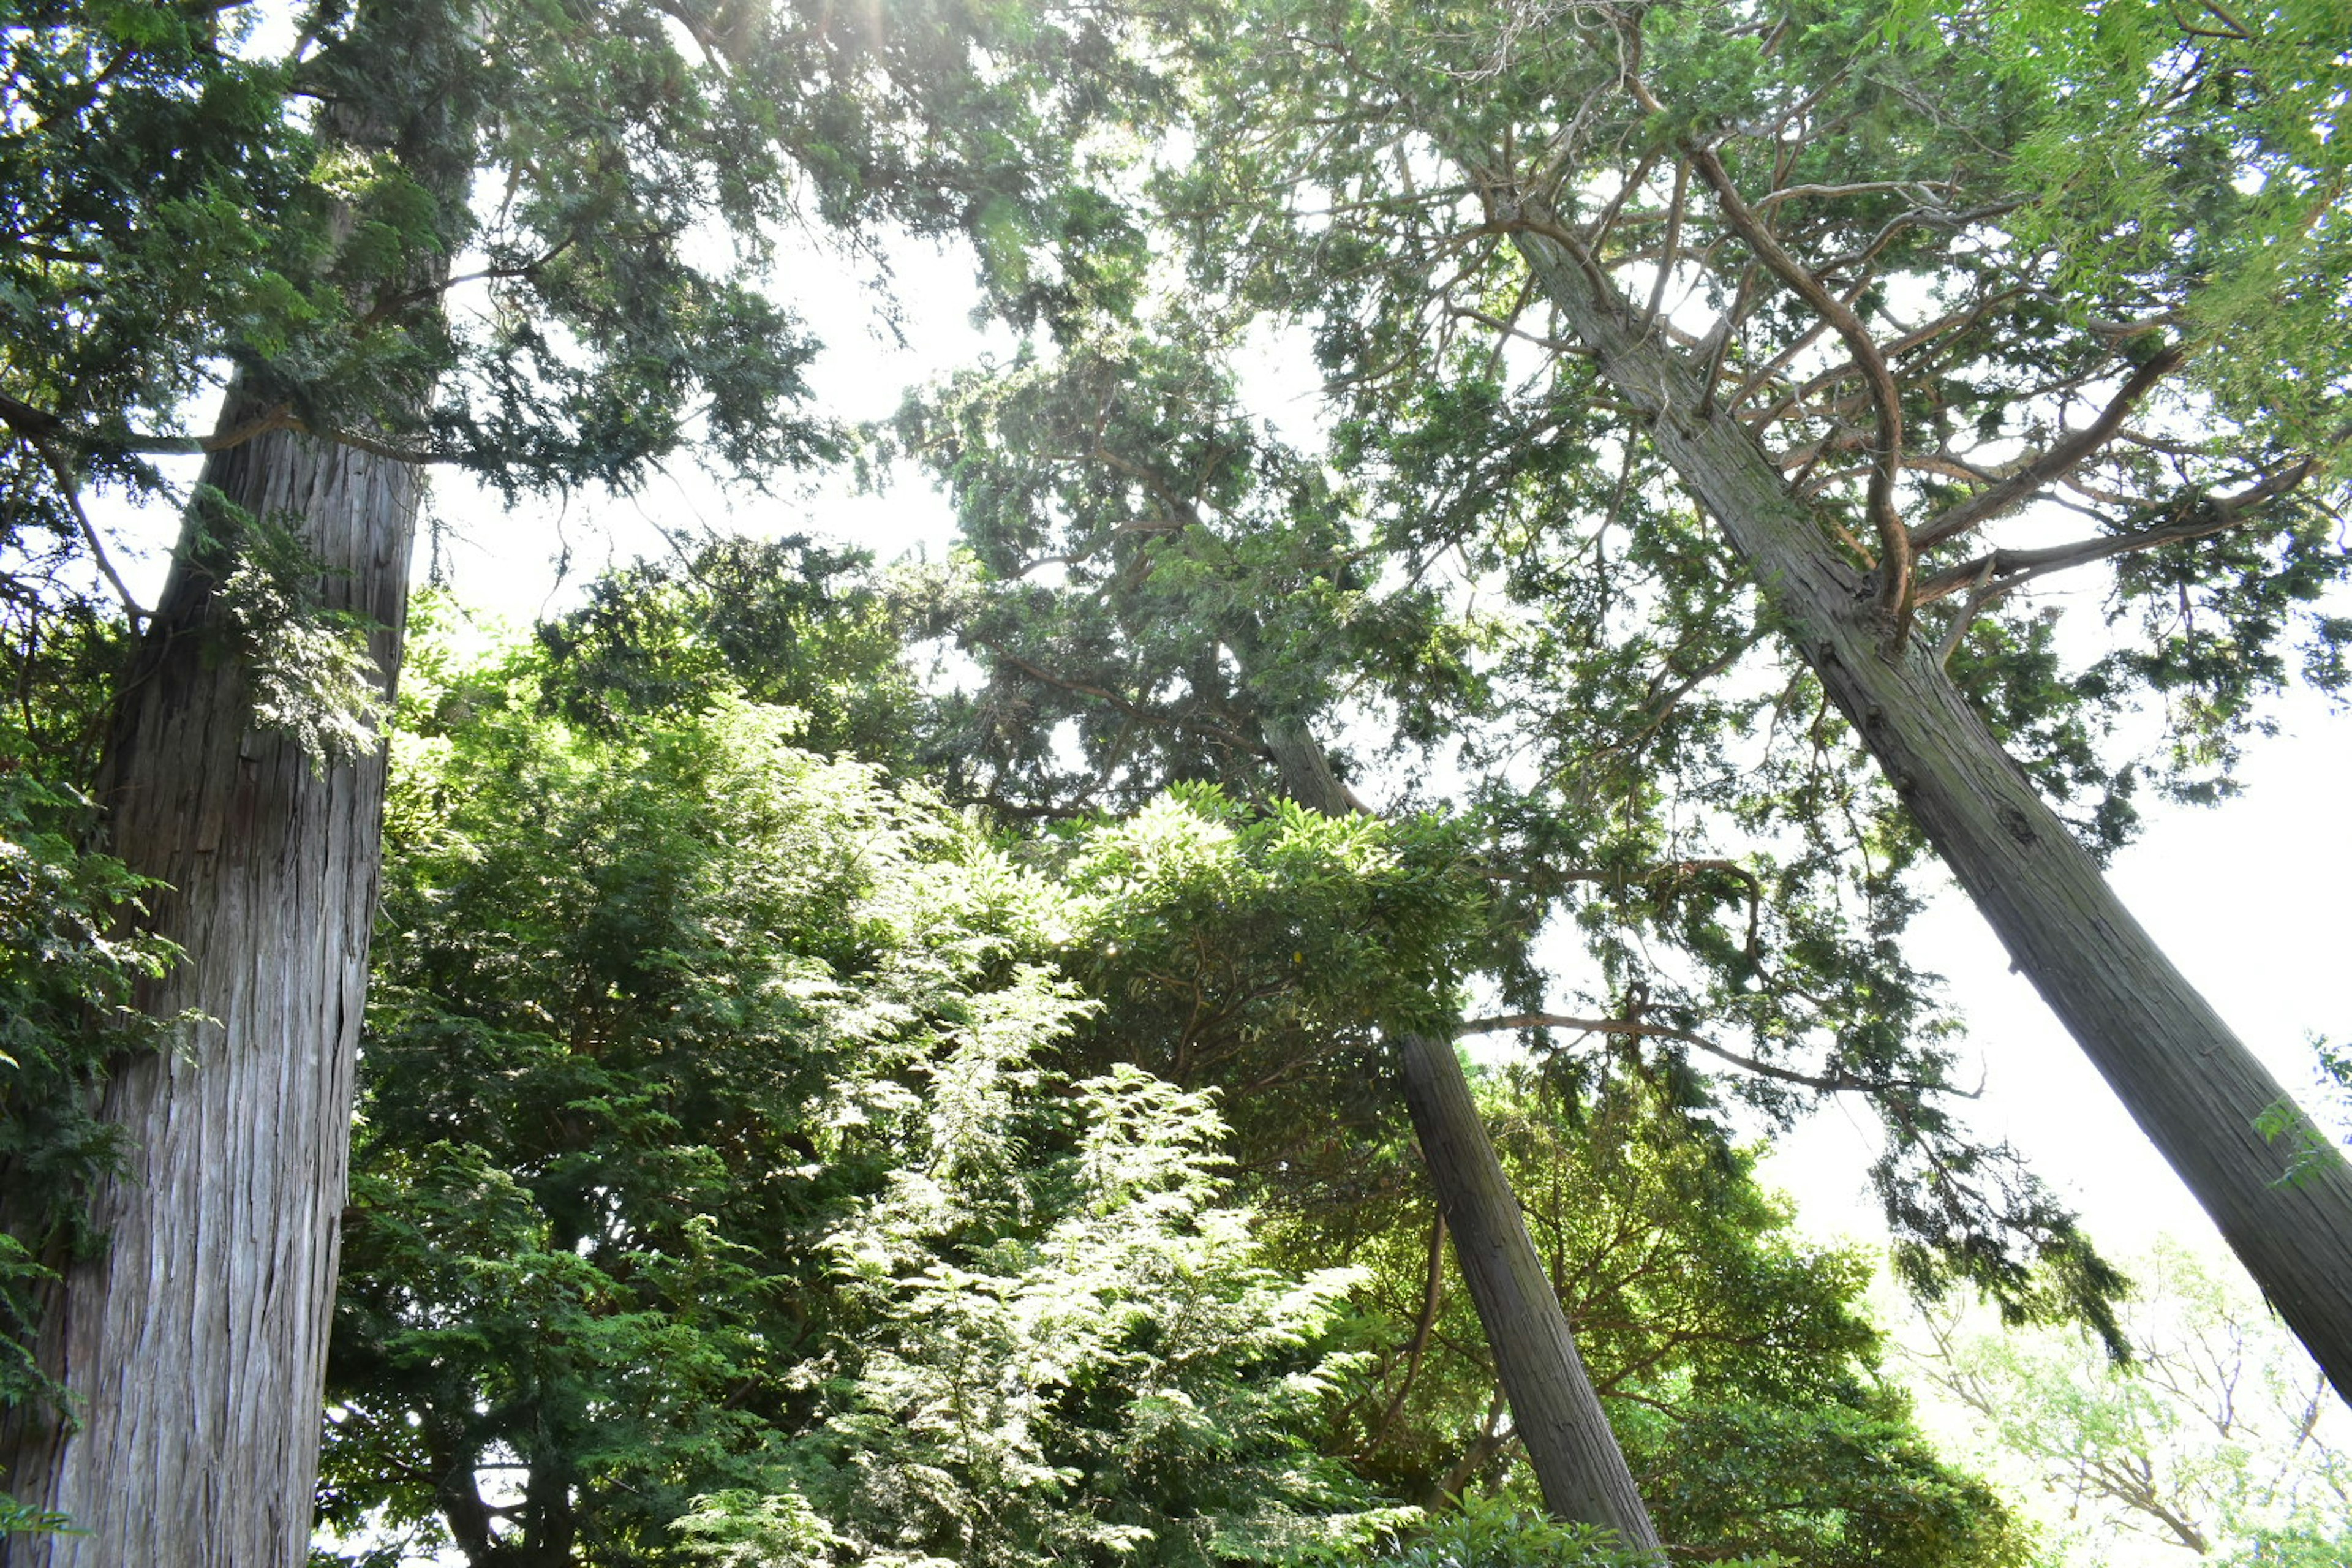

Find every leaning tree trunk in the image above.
[1263,723,1661,1548]
[1499,192,2352,1408]
[1394,1030,1662,1546]
[0,419,420,1566]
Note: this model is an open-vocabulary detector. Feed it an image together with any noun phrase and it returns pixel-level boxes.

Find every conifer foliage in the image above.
[313,581,2032,1567]
[3,1,2348,1562]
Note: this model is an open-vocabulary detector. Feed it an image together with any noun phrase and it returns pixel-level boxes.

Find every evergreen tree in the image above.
[323,615,1407,1565]
[903,0,2352,1398]
[1321,1071,2031,1568]
[0,1,1136,1556]
[326,581,2030,1565]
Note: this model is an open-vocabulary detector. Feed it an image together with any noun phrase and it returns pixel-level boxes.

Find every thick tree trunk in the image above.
[1501,195,2352,1408]
[1264,721,1660,1548]
[0,421,418,1565]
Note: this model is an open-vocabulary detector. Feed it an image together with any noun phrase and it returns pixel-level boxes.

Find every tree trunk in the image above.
[1264,720,1660,1547]
[1395,1029,1663,1548]
[1500,192,2352,1408]
[0,421,420,1566]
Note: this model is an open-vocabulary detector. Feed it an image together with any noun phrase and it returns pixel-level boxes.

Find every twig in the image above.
[1913,347,2185,549]
[1455,1012,1944,1096]
[1911,460,2312,609]
[1639,157,1689,339]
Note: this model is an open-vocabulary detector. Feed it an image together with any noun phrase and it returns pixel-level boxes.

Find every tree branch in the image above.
[0,391,458,466]
[1684,141,1911,630]
[1373,1212,1448,1449]
[0,417,148,625]
[1455,1012,1943,1096]
[1913,347,2185,549]
[1912,461,2312,611]
[1749,178,1959,211]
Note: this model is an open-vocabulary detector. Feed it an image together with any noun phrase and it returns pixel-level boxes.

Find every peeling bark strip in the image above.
[1265,723,1660,1550]
[0,424,418,1566]
[1493,184,2352,1408]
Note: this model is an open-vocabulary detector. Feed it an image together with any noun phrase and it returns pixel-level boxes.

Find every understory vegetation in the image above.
[311,594,2030,1567]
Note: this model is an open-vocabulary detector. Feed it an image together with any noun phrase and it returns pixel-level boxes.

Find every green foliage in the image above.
[535,537,922,767]
[890,315,1487,818]
[0,1,306,490]
[2,0,1158,809]
[0,767,186,1420]
[894,288,2119,1330]
[710,1065,1395,1567]
[1344,1494,1678,1568]
[1913,0,2352,464]
[208,500,395,770]
[318,570,2073,1564]
[2256,1036,2352,1188]
[325,625,1072,1562]
[0,1491,80,1540]
[1898,1239,2352,1566]
[322,614,1436,1566]
[2,0,1147,498]
[1049,787,1484,1182]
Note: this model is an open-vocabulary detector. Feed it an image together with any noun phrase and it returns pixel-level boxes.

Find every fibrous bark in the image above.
[0,420,418,1566]
[1394,1028,1662,1547]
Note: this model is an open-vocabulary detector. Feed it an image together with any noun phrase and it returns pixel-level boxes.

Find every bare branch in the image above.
[1750,178,1958,211]
[11,429,149,626]
[1639,157,1690,338]
[1455,1012,1945,1096]
[1448,304,1594,358]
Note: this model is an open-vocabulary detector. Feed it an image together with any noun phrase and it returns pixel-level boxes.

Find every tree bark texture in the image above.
[0,424,418,1566]
[1394,1029,1664,1549]
[1499,190,2352,1408]
[1264,720,1660,1547]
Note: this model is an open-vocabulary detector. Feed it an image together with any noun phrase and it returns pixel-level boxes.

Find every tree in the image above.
[1070,782,1659,1546]
[1314,1069,2031,1568]
[982,0,2352,1396]
[322,614,1414,1564]
[888,294,2130,1537]
[0,1,1134,1557]
[898,298,2122,1326]
[327,579,2040,1566]
[900,330,1665,1539]
[322,628,963,1564]
[1899,1240,2352,1567]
